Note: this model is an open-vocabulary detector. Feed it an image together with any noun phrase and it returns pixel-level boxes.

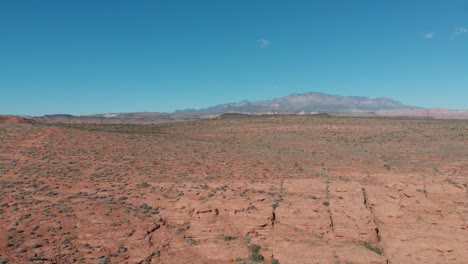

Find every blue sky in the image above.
[1,0,467,115]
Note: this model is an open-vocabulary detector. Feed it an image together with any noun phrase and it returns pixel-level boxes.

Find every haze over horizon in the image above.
[1,0,468,116]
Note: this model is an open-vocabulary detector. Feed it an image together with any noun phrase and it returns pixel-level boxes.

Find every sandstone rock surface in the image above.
[0,117,466,263]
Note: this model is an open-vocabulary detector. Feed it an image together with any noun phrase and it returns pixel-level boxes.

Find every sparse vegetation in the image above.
[97,256,109,264]
[249,244,264,262]
[117,245,127,253]
[0,116,466,263]
[223,235,237,241]
[363,242,383,255]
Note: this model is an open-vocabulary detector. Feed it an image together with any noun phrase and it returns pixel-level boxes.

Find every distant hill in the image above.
[33,112,203,124]
[0,115,32,124]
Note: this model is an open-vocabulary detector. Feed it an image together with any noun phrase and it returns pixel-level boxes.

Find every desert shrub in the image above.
[117,244,127,253]
[363,242,383,255]
[223,236,236,241]
[31,243,42,249]
[250,244,261,254]
[249,244,264,262]
[185,237,197,245]
[250,253,264,262]
[97,256,109,264]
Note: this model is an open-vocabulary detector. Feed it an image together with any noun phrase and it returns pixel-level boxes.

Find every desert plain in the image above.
[0,116,467,263]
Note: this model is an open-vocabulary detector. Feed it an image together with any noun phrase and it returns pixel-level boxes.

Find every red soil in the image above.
[0,116,467,263]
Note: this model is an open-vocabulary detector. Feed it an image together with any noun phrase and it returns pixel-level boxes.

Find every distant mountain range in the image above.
[2,92,468,124]
[175,92,415,113]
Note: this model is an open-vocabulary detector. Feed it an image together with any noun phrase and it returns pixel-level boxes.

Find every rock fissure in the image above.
[362,187,390,262]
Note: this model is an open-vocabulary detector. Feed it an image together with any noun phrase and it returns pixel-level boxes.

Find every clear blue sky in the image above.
[1,0,467,115]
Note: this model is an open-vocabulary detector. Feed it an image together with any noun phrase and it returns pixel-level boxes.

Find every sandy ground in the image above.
[0,116,467,263]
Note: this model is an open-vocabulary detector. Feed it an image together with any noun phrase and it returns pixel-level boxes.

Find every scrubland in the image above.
[0,116,467,263]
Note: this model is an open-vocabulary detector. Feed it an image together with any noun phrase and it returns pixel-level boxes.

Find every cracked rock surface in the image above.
[0,116,467,263]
